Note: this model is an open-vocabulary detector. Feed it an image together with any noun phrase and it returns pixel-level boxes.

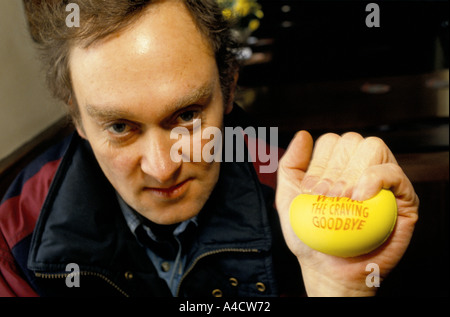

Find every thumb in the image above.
[276,131,314,256]
[280,130,314,173]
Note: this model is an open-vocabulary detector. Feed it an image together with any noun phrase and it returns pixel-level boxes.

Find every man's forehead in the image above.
[69,0,218,115]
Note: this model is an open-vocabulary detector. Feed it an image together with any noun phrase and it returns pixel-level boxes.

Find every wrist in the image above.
[299,261,378,297]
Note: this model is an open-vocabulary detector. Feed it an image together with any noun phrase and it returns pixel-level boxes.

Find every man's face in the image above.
[69,0,232,225]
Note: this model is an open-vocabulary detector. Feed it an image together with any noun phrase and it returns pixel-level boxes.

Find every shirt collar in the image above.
[116,193,198,243]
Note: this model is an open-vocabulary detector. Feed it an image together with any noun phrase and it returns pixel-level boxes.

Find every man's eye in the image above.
[107,123,129,134]
[178,110,196,122]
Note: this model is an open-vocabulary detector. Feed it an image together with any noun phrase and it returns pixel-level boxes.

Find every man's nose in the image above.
[139,131,182,184]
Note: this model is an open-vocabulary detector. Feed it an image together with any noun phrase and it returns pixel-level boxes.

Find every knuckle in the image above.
[364,136,387,149]
[341,131,363,141]
[387,162,404,174]
[363,136,391,161]
[364,167,380,180]
[316,132,340,144]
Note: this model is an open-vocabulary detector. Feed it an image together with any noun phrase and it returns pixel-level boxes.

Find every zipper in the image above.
[175,248,260,297]
[35,271,129,297]
[35,248,260,297]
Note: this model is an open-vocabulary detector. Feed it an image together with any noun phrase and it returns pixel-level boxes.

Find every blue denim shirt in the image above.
[117,194,198,296]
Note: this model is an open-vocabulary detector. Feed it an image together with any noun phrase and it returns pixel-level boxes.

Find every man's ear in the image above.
[75,124,87,140]
[224,72,239,115]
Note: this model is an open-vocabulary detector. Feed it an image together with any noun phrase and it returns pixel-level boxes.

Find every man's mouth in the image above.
[144,178,192,199]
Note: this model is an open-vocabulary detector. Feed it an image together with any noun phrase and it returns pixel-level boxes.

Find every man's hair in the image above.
[22,0,239,122]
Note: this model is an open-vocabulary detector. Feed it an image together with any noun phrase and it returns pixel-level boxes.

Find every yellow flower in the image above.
[219,0,263,32]
[255,9,264,19]
[248,19,260,31]
[234,0,252,17]
[222,8,233,20]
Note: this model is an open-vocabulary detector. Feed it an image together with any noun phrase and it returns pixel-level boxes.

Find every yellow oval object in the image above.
[289,189,397,257]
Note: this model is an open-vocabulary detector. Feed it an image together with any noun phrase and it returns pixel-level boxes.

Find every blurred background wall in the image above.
[0,0,66,162]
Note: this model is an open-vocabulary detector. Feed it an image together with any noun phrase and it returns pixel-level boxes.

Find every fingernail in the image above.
[301,176,319,193]
[352,187,364,201]
[312,180,331,195]
[328,182,345,197]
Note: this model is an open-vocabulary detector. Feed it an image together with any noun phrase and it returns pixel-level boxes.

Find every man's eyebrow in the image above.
[165,82,214,113]
[85,83,214,120]
[85,104,129,120]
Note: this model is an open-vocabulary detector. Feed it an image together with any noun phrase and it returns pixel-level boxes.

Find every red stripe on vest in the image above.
[0,159,61,249]
[244,134,285,190]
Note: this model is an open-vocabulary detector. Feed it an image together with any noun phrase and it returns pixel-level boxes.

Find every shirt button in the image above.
[161,262,171,272]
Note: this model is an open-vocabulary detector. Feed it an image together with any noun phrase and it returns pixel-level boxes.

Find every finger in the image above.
[352,163,419,218]
[315,132,364,196]
[353,163,419,255]
[300,133,340,193]
[329,136,398,197]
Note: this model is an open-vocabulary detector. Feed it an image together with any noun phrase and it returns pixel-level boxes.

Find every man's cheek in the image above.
[97,151,138,181]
